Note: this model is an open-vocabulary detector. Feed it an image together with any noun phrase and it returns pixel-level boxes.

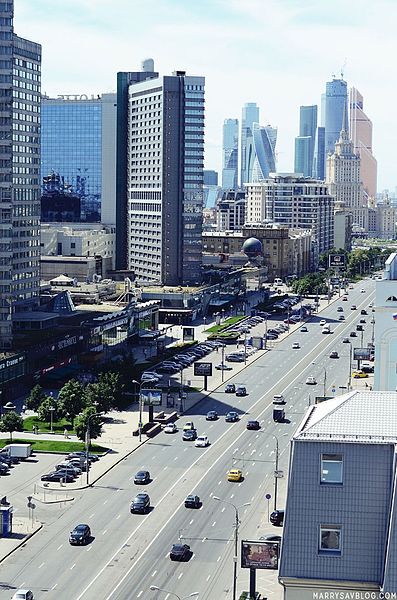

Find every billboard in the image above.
[353,347,371,361]
[328,254,346,269]
[183,327,195,342]
[241,540,279,570]
[194,362,213,377]
[140,388,162,406]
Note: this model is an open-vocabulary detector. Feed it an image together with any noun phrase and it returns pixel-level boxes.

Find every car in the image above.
[215,363,233,371]
[170,543,191,561]
[342,296,348,301]
[361,288,366,293]
[206,410,218,420]
[157,364,179,374]
[69,523,91,545]
[273,394,285,405]
[361,362,375,374]
[337,306,343,312]
[55,463,81,476]
[342,337,350,343]
[183,421,195,431]
[361,309,368,315]
[130,493,150,514]
[338,315,345,321]
[329,351,339,359]
[350,331,357,337]
[319,319,326,326]
[134,470,150,484]
[270,509,285,526]
[322,326,331,334]
[195,435,210,447]
[300,326,308,332]
[352,370,368,378]
[164,423,178,434]
[369,302,374,308]
[227,468,243,482]
[236,386,247,396]
[246,420,260,430]
[226,354,245,362]
[41,471,74,483]
[259,534,282,544]
[360,318,366,324]
[11,591,34,600]
[292,342,300,349]
[225,383,236,393]
[356,324,363,331]
[68,452,99,462]
[182,429,197,441]
[184,494,200,508]
[349,285,354,289]
[225,411,239,422]
[306,376,317,385]
[351,305,357,310]
[0,463,8,475]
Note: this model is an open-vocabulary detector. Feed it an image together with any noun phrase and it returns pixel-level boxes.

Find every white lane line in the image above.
[52,583,58,590]
[221,507,225,513]
[102,529,108,535]
[163,466,168,470]
[103,499,108,505]
[178,573,183,580]
[217,555,222,562]
[116,514,121,520]
[206,574,211,581]
[191,553,195,559]
[86,546,92,552]
[151,570,157,577]
[230,494,234,499]
[116,488,121,492]
[89,513,95,518]
[189,519,194,525]
[38,562,45,569]
[70,563,76,570]
[218,480,222,485]
[252,462,256,466]
[212,521,216,527]
[19,582,25,589]
[56,544,63,551]
[202,537,206,542]
[137,592,143,598]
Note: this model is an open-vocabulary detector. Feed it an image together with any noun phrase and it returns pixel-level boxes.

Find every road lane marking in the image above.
[151,570,157,577]
[70,563,76,570]
[56,544,63,551]
[202,537,206,542]
[217,555,221,562]
[19,582,25,588]
[137,592,143,598]
[178,573,183,580]
[206,574,211,581]
[89,513,95,518]
[103,499,108,505]
[212,521,216,527]
[38,562,44,569]
[86,546,92,552]
[221,507,225,512]
[230,494,234,499]
[189,519,194,525]
[102,529,108,535]
[52,584,58,590]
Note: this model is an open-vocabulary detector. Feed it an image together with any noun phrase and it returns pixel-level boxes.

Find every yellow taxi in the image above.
[352,370,368,379]
[183,421,195,431]
[227,468,243,482]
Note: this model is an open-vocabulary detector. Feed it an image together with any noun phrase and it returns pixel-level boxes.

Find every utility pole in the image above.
[263,315,268,350]
[348,344,353,390]
[273,436,279,511]
[221,344,225,383]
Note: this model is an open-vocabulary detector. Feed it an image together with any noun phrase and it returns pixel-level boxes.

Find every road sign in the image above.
[331,387,336,394]
[274,470,284,478]
[265,493,271,500]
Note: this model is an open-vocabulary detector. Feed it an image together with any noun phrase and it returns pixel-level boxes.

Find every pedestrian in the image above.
[369,385,373,391]
[64,428,69,439]
[365,382,368,388]
[216,346,219,353]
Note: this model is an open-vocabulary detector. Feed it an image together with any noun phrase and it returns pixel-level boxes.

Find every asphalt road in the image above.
[0,279,376,600]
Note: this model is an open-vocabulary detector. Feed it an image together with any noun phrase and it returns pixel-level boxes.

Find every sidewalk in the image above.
[0,516,42,565]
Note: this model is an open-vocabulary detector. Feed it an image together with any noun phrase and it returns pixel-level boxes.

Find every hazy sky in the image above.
[16,0,395,191]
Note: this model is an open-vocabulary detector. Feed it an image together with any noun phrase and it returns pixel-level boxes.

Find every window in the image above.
[319,525,342,553]
[321,453,343,484]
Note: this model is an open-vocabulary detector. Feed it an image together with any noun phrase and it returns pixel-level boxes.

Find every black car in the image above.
[270,509,285,526]
[225,384,236,393]
[134,470,150,484]
[0,453,18,465]
[350,331,357,337]
[69,523,91,545]
[259,534,282,544]
[206,410,218,421]
[170,543,191,561]
[342,338,350,343]
[182,429,197,441]
[361,309,367,315]
[225,411,239,422]
[184,494,200,509]
[0,463,8,474]
[360,318,366,324]
[246,420,260,430]
[68,452,99,462]
[130,493,150,514]
[41,471,74,483]
[356,324,363,331]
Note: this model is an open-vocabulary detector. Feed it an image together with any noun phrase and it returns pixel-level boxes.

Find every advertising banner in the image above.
[183,327,195,342]
[353,347,371,361]
[194,362,213,377]
[140,388,162,406]
[328,254,346,269]
[241,540,279,570]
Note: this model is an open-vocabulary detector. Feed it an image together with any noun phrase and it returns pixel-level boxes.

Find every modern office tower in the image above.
[294,105,317,177]
[248,123,277,182]
[0,2,41,350]
[222,118,238,189]
[122,62,205,285]
[324,77,348,158]
[41,93,117,224]
[203,170,218,186]
[312,126,325,179]
[326,115,368,230]
[240,102,259,185]
[349,87,377,198]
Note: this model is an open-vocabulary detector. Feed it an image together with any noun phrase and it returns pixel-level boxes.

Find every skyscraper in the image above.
[324,78,348,158]
[240,102,259,185]
[312,127,325,180]
[0,1,41,349]
[294,105,317,177]
[222,118,238,189]
[249,123,277,181]
[349,87,377,198]
[123,62,204,285]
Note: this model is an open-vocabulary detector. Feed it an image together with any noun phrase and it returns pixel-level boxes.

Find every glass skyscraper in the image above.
[249,123,277,181]
[241,102,259,185]
[324,78,347,158]
[222,118,238,189]
[0,1,41,349]
[294,105,317,177]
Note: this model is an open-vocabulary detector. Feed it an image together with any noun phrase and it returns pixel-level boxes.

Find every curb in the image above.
[33,495,75,505]
[0,522,43,565]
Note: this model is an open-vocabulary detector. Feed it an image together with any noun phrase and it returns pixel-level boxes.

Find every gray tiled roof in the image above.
[294,390,397,443]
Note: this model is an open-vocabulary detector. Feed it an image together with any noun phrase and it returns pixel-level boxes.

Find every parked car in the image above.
[300,326,308,332]
[352,370,368,379]
[319,319,326,326]
[182,429,197,441]
[130,493,150,514]
[292,342,300,349]
[41,471,74,483]
[215,363,232,371]
[337,306,343,312]
[134,470,150,484]
[350,331,357,337]
[69,523,91,545]
[184,494,200,509]
[206,410,218,421]
[170,543,191,561]
[246,420,260,430]
[270,510,284,526]
[195,435,210,447]
[68,452,99,462]
[342,337,350,343]
[361,309,368,315]
[351,305,357,310]
[225,411,239,422]
[164,423,178,434]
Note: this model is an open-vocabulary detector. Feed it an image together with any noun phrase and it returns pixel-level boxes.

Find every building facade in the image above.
[249,123,277,182]
[294,105,317,178]
[374,253,397,390]
[216,190,245,231]
[349,87,377,199]
[312,126,325,180]
[124,62,204,285]
[245,182,266,224]
[334,201,353,251]
[41,93,117,224]
[203,170,218,186]
[375,198,396,240]
[222,118,238,189]
[240,102,259,186]
[0,1,42,350]
[324,78,347,160]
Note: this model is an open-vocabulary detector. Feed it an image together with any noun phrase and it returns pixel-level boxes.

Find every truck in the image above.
[2,443,32,459]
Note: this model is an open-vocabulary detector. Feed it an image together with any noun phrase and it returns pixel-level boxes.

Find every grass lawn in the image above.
[204,316,245,334]
[0,438,108,454]
[23,416,76,435]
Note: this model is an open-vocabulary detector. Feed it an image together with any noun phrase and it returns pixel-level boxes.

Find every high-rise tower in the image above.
[0,1,42,349]
[349,87,377,198]
[324,78,348,158]
[240,102,259,185]
[249,123,277,181]
[294,105,317,177]
[222,118,238,189]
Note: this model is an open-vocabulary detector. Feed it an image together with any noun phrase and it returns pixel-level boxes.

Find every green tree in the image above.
[37,396,61,426]
[0,411,23,441]
[75,405,103,444]
[26,384,47,411]
[58,379,85,427]
[291,273,327,296]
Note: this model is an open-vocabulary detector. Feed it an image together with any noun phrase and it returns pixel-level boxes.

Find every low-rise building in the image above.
[216,190,246,231]
[334,200,352,251]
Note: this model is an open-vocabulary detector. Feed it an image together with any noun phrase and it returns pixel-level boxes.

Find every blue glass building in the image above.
[324,78,347,158]
[241,102,259,185]
[222,118,238,189]
[294,105,317,177]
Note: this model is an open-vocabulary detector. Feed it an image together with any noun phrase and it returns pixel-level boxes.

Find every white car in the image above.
[306,376,317,385]
[195,435,209,447]
[361,288,366,293]
[319,319,326,326]
[292,342,300,349]
[12,592,34,600]
[164,423,177,434]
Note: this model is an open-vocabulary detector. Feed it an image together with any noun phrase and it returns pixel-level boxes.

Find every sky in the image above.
[15,0,396,192]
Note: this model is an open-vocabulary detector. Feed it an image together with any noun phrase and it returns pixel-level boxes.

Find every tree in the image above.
[75,405,103,444]
[291,273,327,296]
[37,396,61,426]
[58,379,85,427]
[0,411,23,441]
[26,384,47,411]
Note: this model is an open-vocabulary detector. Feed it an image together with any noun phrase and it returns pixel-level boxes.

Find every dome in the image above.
[242,237,263,258]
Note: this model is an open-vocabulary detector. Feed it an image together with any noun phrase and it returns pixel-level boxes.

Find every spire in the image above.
[339,99,349,141]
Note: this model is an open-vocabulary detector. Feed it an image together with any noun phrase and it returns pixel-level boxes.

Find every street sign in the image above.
[265,493,271,500]
[274,470,284,478]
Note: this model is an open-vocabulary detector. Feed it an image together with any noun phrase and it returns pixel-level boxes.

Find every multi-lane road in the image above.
[0,279,376,600]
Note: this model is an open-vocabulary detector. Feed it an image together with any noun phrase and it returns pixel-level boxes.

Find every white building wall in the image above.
[374,253,397,390]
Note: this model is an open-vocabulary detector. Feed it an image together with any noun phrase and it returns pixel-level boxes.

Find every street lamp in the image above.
[149,586,199,600]
[132,379,144,442]
[49,406,55,434]
[86,411,104,485]
[213,497,250,600]
[221,343,226,383]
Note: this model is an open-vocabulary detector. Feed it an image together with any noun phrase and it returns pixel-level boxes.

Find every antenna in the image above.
[340,58,347,79]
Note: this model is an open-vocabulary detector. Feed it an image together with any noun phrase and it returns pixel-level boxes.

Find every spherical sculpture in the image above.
[242,237,263,259]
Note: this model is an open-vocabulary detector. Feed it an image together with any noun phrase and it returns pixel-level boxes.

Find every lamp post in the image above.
[221,343,226,383]
[371,317,375,347]
[86,411,103,485]
[263,314,268,350]
[149,586,199,600]
[244,329,247,365]
[348,343,353,391]
[132,379,144,442]
[273,435,280,511]
[49,406,55,434]
[213,497,250,600]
